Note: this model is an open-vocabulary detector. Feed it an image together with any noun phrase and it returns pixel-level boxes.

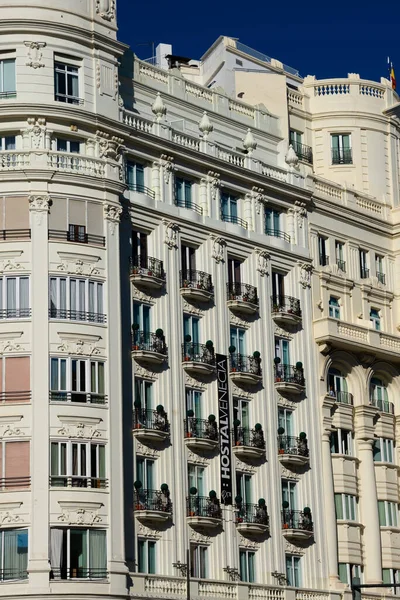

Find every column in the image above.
[244,193,253,231]
[152,161,161,201]
[357,438,382,583]
[321,432,340,586]
[28,195,51,591]
[104,204,129,594]
[199,178,208,216]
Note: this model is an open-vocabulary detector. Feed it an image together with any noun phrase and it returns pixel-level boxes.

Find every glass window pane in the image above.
[2,60,16,93]
[148,541,156,574]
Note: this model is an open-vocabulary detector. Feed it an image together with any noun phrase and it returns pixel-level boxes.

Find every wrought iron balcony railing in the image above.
[233,426,265,449]
[265,228,291,242]
[332,148,352,165]
[182,343,215,366]
[0,91,16,100]
[220,213,247,229]
[370,398,395,414]
[132,331,167,355]
[290,140,313,164]
[319,254,329,267]
[282,509,313,531]
[175,197,203,215]
[274,364,305,387]
[50,476,108,489]
[0,308,31,319]
[0,229,31,240]
[0,476,30,489]
[227,282,258,305]
[127,182,155,198]
[48,230,105,247]
[0,391,31,403]
[230,354,261,376]
[49,309,106,324]
[180,270,213,293]
[49,391,107,405]
[184,418,219,441]
[133,408,170,432]
[0,569,28,581]
[360,267,370,279]
[50,568,107,580]
[134,489,173,513]
[235,503,269,526]
[376,271,386,285]
[130,255,165,280]
[278,436,309,457]
[55,93,84,105]
[187,495,222,519]
[336,260,346,272]
[327,390,353,405]
[271,295,301,317]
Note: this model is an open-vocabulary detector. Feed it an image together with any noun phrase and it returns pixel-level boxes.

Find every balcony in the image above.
[282,509,313,541]
[55,93,84,105]
[232,425,266,460]
[134,486,173,524]
[50,568,107,580]
[277,434,309,467]
[0,391,31,404]
[370,397,394,415]
[221,213,247,229]
[229,353,262,385]
[184,416,219,452]
[319,254,329,267]
[130,256,165,290]
[235,501,269,536]
[133,407,170,442]
[332,148,352,165]
[186,494,222,530]
[0,477,30,490]
[227,283,258,316]
[0,308,31,319]
[336,260,346,273]
[0,569,28,582]
[48,230,105,247]
[132,330,167,366]
[182,342,216,376]
[50,476,108,489]
[271,295,302,326]
[265,228,291,242]
[0,229,31,241]
[49,309,106,324]
[290,140,313,164]
[49,391,107,405]
[360,267,370,279]
[180,270,213,302]
[175,197,203,215]
[377,271,386,285]
[127,182,155,199]
[325,390,353,405]
[274,363,305,395]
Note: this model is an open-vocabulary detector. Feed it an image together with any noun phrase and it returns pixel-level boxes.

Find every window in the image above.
[359,250,369,279]
[230,326,246,355]
[54,61,80,104]
[68,224,87,244]
[236,59,243,66]
[0,356,30,403]
[330,429,353,455]
[378,501,398,527]
[271,271,285,304]
[190,544,207,578]
[275,337,290,365]
[286,555,300,587]
[227,258,242,295]
[0,529,28,580]
[234,398,249,429]
[0,136,15,151]
[335,241,345,271]
[282,480,297,510]
[239,549,255,583]
[138,539,156,574]
[373,438,394,463]
[135,379,152,411]
[0,441,30,489]
[0,59,16,98]
[136,458,154,490]
[50,528,106,579]
[186,389,202,420]
[290,130,302,147]
[127,162,145,192]
[327,368,350,403]
[318,236,328,266]
[188,464,204,496]
[375,255,385,284]
[265,208,283,238]
[175,177,193,209]
[370,377,391,413]
[56,138,80,154]
[50,441,106,488]
[339,563,361,585]
[181,245,196,276]
[221,193,240,225]
[335,494,357,521]
[382,568,400,594]
[278,408,293,437]
[370,308,381,331]
[133,302,151,333]
[0,276,29,318]
[183,315,199,344]
[331,134,352,164]
[50,357,105,404]
[49,277,104,323]
[236,473,252,504]
[132,231,148,264]
[329,297,340,319]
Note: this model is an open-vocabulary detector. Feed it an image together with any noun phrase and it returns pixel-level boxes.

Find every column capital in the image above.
[29,195,51,212]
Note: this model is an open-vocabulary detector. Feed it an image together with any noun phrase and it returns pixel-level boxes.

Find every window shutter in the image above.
[5,441,30,487]
[5,357,30,397]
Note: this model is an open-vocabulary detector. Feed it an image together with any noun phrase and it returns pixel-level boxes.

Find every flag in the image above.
[388,57,396,90]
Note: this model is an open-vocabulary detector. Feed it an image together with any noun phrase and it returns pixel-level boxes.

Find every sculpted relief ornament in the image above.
[95,0,116,20]
[104,203,122,235]
[298,262,313,289]
[24,41,46,69]
[211,236,226,263]
[163,221,179,250]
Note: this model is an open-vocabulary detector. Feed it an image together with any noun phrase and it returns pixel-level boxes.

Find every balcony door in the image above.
[278,408,293,437]
[227,258,241,285]
[186,389,202,420]
[230,327,245,355]
[327,368,347,398]
[188,464,205,496]
[181,245,196,277]
[236,472,252,504]
[282,480,297,510]
[233,398,249,429]
[275,337,290,365]
[272,271,285,304]
[184,315,199,344]
[132,231,148,266]
[136,458,154,490]
[133,303,150,334]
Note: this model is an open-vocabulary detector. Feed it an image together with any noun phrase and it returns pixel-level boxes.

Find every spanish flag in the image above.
[388,57,396,90]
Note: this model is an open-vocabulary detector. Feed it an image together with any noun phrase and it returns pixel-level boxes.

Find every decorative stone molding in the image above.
[285,540,305,555]
[277,396,296,409]
[230,315,249,328]
[0,260,24,274]
[163,220,179,249]
[95,0,116,21]
[285,145,299,168]
[23,118,47,150]
[255,249,270,276]
[56,259,100,277]
[152,93,167,122]
[294,201,307,228]
[298,262,313,289]
[134,365,158,381]
[190,530,211,544]
[97,131,124,160]
[182,298,203,316]
[57,422,102,440]
[0,512,23,525]
[187,450,210,467]
[0,340,23,354]
[207,171,221,200]
[137,523,162,540]
[243,129,257,155]
[0,424,24,438]
[274,325,292,339]
[231,384,252,400]
[185,374,206,390]
[58,508,102,526]
[252,187,266,215]
[24,41,46,68]
[211,236,226,263]
[132,288,155,304]
[199,112,213,139]
[104,203,122,235]
[57,340,101,357]
[160,155,174,184]
[280,465,299,480]
[235,458,256,474]
[238,535,259,550]
[29,195,50,226]
[136,441,159,459]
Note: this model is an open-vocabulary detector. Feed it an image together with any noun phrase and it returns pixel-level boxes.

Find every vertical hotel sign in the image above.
[217,354,232,505]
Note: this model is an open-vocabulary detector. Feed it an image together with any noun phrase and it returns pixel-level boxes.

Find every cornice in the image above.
[310,110,391,129]
[311,196,392,234]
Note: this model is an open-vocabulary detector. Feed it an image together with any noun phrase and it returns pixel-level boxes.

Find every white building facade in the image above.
[0,3,400,600]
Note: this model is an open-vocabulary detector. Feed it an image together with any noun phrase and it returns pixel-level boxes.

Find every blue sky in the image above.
[117,0,398,83]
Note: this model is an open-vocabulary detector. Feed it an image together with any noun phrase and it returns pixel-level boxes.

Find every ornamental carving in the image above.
[132,288,155,303]
[235,458,256,474]
[163,221,179,250]
[136,441,159,459]
[161,155,174,184]
[0,260,24,274]
[1,425,24,438]
[185,374,206,390]
[274,324,292,339]
[0,512,23,525]
[294,201,307,228]
[97,131,124,160]
[238,535,259,550]
[58,509,102,526]
[230,315,249,328]
[56,260,100,277]
[255,249,270,277]
[104,204,122,235]
[280,465,299,480]
[211,236,226,263]
[231,383,252,400]
[285,540,305,555]
[190,530,211,544]
[134,365,158,381]
[136,523,162,539]
[207,171,221,200]
[277,396,296,409]
[56,341,101,357]
[24,41,46,69]
[95,0,116,21]
[57,423,102,440]
[29,195,50,212]
[182,298,202,316]
[0,341,23,354]
[252,187,266,215]
[187,450,209,466]
[298,262,313,289]
[23,118,47,150]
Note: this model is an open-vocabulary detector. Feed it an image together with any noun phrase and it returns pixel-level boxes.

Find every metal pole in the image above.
[186,548,190,600]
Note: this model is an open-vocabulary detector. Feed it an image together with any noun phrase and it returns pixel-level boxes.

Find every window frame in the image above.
[329,296,341,319]
[239,549,255,583]
[0,58,16,97]
[286,554,301,587]
[331,133,352,165]
[378,500,398,527]
[54,60,81,104]
[190,543,208,579]
[373,438,394,463]
[137,538,156,574]
[330,428,353,456]
[370,308,381,331]
[335,493,357,521]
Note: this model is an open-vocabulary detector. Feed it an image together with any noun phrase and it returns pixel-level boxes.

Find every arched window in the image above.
[327,368,351,404]
[370,377,392,413]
